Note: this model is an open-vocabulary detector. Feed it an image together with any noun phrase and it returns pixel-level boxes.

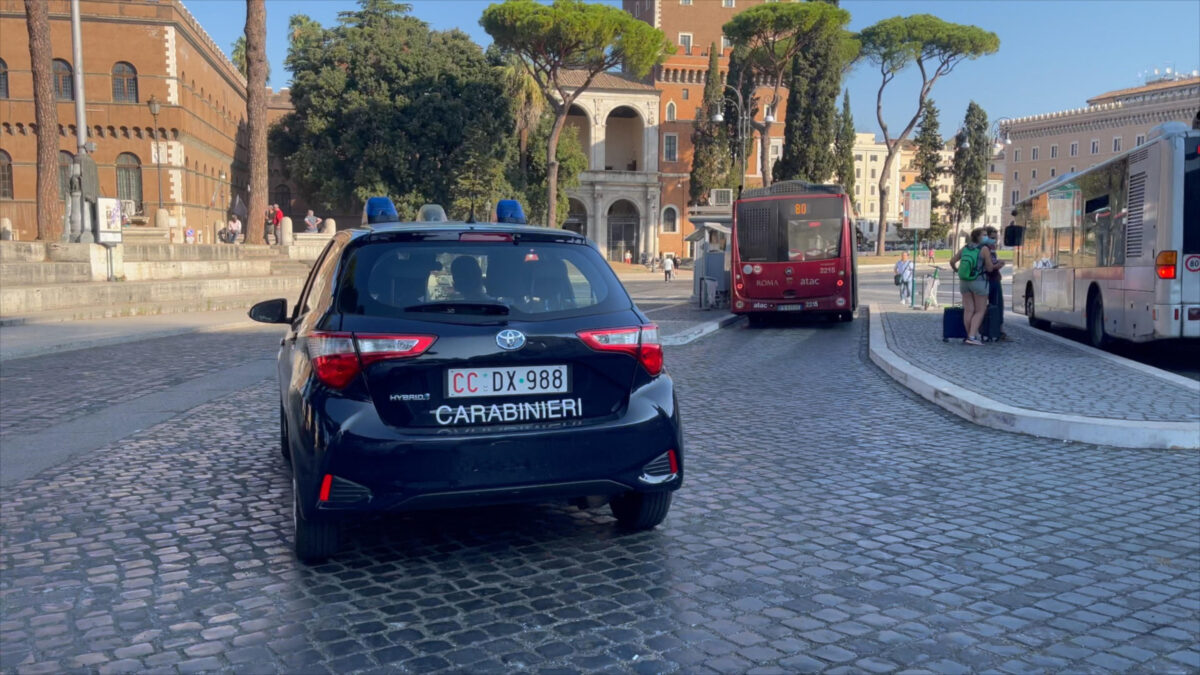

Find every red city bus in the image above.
[730,181,858,325]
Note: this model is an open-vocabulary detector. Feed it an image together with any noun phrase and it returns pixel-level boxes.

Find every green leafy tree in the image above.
[722,45,757,190]
[271,0,513,219]
[450,127,512,221]
[690,44,732,205]
[521,113,587,227]
[775,16,858,184]
[481,0,671,227]
[722,1,851,187]
[833,90,856,210]
[487,46,545,192]
[858,14,999,255]
[948,101,989,246]
[912,98,949,241]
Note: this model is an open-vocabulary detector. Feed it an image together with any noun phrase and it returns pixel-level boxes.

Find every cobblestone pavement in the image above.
[880,310,1200,423]
[0,327,283,440]
[2,317,1199,673]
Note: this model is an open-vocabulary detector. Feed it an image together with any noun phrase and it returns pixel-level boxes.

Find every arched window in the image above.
[111,62,138,103]
[662,206,678,234]
[0,150,13,199]
[665,102,676,122]
[0,59,9,99]
[271,183,291,212]
[58,150,73,198]
[53,60,73,100]
[116,153,142,206]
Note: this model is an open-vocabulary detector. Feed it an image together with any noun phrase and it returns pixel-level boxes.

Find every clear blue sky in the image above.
[184,0,1200,139]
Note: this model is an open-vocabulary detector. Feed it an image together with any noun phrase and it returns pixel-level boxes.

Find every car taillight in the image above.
[1156,251,1177,279]
[577,325,663,376]
[307,331,436,389]
[308,332,360,389]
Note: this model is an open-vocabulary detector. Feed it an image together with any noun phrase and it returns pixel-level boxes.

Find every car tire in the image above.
[292,474,339,563]
[610,491,672,530]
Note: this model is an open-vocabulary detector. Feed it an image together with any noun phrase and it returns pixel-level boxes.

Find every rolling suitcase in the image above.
[980,304,1003,342]
[942,306,968,342]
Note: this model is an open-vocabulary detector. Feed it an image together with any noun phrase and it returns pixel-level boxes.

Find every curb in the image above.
[867,304,1199,450]
[661,314,742,346]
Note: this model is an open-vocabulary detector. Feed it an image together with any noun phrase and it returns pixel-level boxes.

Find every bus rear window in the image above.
[736,197,844,262]
[1184,139,1199,254]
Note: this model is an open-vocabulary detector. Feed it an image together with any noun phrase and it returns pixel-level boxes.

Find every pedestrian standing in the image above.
[950,227,999,346]
[926,245,935,264]
[304,210,322,233]
[271,204,284,244]
[895,252,914,304]
[263,207,274,244]
[663,254,674,283]
[983,226,1012,341]
[624,250,632,265]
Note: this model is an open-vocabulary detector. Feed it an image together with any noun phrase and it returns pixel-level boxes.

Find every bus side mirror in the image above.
[1004,224,1025,247]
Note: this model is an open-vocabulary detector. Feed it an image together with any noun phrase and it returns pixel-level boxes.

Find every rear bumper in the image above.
[1156,304,1200,339]
[732,293,849,314]
[290,377,682,515]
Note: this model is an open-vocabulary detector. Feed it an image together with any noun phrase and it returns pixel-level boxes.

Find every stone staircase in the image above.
[0,241,321,323]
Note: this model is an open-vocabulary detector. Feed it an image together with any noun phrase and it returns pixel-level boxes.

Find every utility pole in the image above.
[69,0,93,243]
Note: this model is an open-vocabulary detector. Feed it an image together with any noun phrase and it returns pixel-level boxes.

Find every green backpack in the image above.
[958,246,981,281]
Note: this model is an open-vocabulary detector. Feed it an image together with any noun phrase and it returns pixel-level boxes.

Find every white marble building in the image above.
[558,72,663,261]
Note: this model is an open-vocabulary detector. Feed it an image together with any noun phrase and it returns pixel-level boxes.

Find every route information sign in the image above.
[902,183,931,230]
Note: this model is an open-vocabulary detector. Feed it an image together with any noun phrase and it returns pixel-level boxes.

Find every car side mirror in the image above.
[1003,224,1025,247]
[249,298,290,324]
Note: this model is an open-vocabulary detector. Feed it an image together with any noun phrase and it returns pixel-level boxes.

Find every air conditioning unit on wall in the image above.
[709,189,733,206]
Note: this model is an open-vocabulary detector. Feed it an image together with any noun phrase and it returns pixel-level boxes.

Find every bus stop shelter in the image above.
[687,220,732,308]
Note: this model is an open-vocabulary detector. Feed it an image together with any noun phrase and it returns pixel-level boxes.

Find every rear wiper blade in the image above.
[403,302,510,316]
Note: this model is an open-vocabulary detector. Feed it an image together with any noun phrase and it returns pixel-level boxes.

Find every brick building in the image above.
[0,0,310,243]
[626,0,788,258]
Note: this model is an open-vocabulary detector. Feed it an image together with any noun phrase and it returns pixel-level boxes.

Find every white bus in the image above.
[1009,122,1200,347]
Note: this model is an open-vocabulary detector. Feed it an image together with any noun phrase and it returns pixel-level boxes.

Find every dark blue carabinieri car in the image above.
[250,216,683,562]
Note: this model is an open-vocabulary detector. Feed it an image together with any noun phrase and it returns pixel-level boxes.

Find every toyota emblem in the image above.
[496,329,526,351]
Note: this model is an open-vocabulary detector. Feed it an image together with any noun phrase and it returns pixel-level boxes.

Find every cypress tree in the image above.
[774,30,840,184]
[690,43,732,205]
[833,90,855,207]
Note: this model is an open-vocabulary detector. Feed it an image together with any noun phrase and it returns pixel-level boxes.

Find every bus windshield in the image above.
[736,197,844,262]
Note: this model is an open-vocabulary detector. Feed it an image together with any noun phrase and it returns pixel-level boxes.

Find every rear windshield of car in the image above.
[334,240,630,322]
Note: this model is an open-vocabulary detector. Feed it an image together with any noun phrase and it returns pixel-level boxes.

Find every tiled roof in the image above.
[1087,76,1200,105]
[557,70,659,92]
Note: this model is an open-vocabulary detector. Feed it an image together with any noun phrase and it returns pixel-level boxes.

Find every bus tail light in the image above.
[1156,251,1177,279]
[577,325,663,376]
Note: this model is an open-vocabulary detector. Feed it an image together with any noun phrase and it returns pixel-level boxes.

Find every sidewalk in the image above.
[867,304,1200,450]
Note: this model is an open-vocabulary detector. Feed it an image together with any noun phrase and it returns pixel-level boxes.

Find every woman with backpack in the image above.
[950,228,999,346]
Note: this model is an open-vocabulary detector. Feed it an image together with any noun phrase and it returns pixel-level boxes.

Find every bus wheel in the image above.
[747,314,767,328]
[837,311,853,322]
[1026,290,1050,330]
[1087,293,1109,348]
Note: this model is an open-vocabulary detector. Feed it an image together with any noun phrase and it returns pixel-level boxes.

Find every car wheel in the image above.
[292,474,339,563]
[610,491,672,530]
[1087,293,1109,348]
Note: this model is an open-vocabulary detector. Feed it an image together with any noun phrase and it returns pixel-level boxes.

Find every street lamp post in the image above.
[990,117,1013,156]
[147,95,163,212]
[712,84,773,196]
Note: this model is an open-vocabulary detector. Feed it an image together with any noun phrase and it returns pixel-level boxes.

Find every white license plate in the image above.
[778,301,819,312]
[447,365,570,398]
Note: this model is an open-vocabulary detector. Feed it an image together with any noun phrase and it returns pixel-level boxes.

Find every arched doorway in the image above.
[604,106,644,171]
[565,105,592,169]
[564,198,587,236]
[607,200,639,261]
